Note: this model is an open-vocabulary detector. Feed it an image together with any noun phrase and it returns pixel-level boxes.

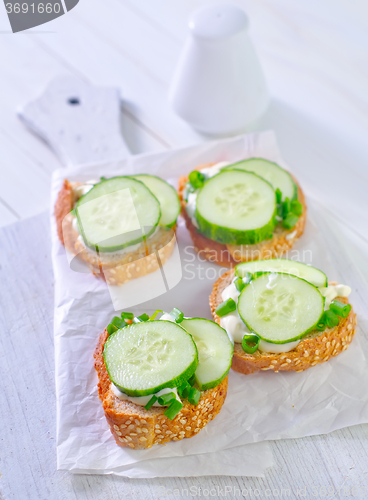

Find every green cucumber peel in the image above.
[181,317,233,391]
[130,174,180,228]
[103,320,198,397]
[237,272,325,344]
[235,258,327,288]
[76,176,161,252]
[195,170,277,245]
[224,158,298,201]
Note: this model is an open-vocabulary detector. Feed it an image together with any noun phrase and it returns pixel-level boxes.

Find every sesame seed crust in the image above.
[93,329,228,449]
[178,164,307,267]
[209,269,357,374]
[54,179,176,285]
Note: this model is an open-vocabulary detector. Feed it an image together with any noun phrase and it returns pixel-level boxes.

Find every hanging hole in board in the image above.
[67,97,80,105]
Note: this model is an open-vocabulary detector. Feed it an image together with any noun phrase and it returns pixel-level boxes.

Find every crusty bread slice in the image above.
[209,269,357,374]
[93,330,228,449]
[54,180,176,286]
[178,164,307,267]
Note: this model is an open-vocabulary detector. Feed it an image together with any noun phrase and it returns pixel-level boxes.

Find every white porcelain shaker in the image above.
[169,3,269,136]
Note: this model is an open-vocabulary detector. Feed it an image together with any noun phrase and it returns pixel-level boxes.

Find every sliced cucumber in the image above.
[225,158,297,201]
[131,174,180,228]
[237,273,324,343]
[103,320,198,397]
[235,259,327,288]
[181,318,233,391]
[195,170,277,245]
[76,176,161,252]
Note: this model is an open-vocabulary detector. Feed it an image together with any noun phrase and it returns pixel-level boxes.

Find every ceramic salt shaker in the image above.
[169,4,269,136]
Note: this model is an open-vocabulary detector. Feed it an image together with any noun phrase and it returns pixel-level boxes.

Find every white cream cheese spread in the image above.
[320,284,351,309]
[111,385,181,407]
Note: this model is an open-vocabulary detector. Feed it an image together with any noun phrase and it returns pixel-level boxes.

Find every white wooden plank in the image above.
[0,198,19,227]
[0,131,51,219]
[0,33,166,162]
[1,211,368,500]
[74,0,180,85]
[19,76,132,166]
[0,33,167,218]
[124,0,368,148]
[30,10,204,148]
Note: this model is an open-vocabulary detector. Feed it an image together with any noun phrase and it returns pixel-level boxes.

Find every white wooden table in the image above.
[1,1,368,498]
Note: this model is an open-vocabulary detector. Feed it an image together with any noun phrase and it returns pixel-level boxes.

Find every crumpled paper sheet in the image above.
[51,131,368,477]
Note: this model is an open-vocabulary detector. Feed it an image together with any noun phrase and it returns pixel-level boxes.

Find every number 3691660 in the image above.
[6,3,61,13]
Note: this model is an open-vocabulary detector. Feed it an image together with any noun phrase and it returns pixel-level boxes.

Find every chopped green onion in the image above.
[188,387,201,406]
[234,277,245,292]
[242,272,253,285]
[316,313,327,331]
[282,213,299,229]
[158,392,177,406]
[283,197,291,218]
[317,310,340,331]
[144,395,157,411]
[188,170,205,189]
[188,374,196,386]
[277,204,284,219]
[107,323,118,335]
[241,334,260,354]
[325,310,340,328]
[330,300,351,318]
[178,381,191,399]
[164,399,183,420]
[215,298,236,317]
[111,316,127,329]
[121,312,134,320]
[133,313,150,323]
[291,199,303,216]
[150,309,164,320]
[170,307,184,323]
[275,188,282,204]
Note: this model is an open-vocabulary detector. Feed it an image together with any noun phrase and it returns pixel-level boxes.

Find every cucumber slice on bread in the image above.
[76,176,161,252]
[103,320,198,397]
[181,318,233,391]
[224,158,297,201]
[237,273,324,343]
[131,174,180,228]
[235,258,327,288]
[195,170,277,245]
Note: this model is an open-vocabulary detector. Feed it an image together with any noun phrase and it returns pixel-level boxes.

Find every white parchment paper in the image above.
[51,131,368,477]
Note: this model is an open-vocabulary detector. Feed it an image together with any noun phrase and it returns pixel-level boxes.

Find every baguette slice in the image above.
[54,179,176,286]
[178,164,307,267]
[210,269,357,374]
[94,329,228,449]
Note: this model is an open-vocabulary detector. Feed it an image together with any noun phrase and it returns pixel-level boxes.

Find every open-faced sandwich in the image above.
[209,259,357,374]
[94,308,233,449]
[55,175,180,285]
[178,158,306,266]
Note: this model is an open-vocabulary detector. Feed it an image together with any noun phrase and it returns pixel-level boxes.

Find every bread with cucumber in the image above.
[94,309,233,449]
[55,175,180,285]
[178,159,306,266]
[209,259,357,374]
